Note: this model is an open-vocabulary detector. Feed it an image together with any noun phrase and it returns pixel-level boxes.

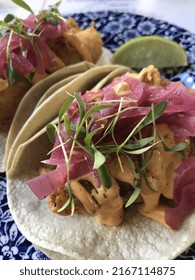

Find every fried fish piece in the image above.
[0,79,31,127]
[47,19,102,66]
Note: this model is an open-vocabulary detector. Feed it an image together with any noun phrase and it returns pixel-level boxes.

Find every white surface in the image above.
[0,0,195,33]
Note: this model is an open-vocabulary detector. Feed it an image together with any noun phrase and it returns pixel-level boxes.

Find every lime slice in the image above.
[112,35,188,68]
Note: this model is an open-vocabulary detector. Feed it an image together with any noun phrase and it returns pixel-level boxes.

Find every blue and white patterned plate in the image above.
[0,11,195,260]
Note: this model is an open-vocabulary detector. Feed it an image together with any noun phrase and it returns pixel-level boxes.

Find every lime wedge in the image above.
[112,35,188,68]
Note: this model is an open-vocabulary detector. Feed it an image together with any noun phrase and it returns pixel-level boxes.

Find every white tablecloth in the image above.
[0,0,195,33]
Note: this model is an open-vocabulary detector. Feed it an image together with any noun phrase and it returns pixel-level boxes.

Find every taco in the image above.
[6,65,195,259]
[4,64,127,174]
[0,61,96,171]
[0,2,103,129]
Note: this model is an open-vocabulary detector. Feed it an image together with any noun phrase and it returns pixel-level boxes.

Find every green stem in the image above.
[97,163,112,188]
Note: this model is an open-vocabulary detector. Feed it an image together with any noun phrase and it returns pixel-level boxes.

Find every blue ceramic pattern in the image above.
[0,11,195,260]
[0,174,49,260]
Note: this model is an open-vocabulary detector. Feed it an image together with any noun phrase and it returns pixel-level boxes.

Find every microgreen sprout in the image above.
[6,30,26,86]
[12,0,35,15]
[46,89,188,212]
[57,183,75,216]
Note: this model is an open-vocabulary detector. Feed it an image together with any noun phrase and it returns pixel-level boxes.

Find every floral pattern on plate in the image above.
[0,175,49,260]
[0,11,195,260]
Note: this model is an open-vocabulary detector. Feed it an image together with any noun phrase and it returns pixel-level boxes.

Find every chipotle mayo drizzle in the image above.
[68,123,188,227]
[70,174,124,226]
[138,124,187,227]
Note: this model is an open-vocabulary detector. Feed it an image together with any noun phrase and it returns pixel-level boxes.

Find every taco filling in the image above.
[25,65,195,230]
[0,2,102,126]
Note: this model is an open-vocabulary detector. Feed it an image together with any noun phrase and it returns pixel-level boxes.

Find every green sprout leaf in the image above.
[83,104,114,123]
[6,31,25,86]
[44,15,59,26]
[54,0,62,8]
[162,140,188,152]
[72,124,86,139]
[40,1,65,25]
[84,124,104,148]
[70,197,75,216]
[97,164,112,188]
[57,183,75,216]
[46,123,56,143]
[136,101,167,134]
[63,114,71,136]
[125,187,141,208]
[124,136,154,150]
[75,93,86,124]
[4,14,15,24]
[137,149,153,173]
[12,0,34,14]
[93,149,106,169]
[58,97,74,130]
[57,195,71,212]
[123,140,162,155]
